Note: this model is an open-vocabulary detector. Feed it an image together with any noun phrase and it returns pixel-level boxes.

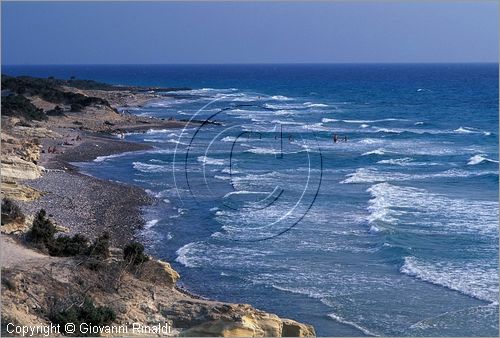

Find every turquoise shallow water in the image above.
[5,64,499,336]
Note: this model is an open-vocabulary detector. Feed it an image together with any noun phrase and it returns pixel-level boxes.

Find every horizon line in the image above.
[3,61,499,67]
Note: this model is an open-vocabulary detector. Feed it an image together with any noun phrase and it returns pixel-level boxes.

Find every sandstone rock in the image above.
[1,156,42,180]
[137,259,180,286]
[1,180,42,201]
[282,319,316,337]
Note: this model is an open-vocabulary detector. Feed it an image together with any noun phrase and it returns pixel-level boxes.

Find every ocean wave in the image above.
[365,182,498,235]
[303,102,329,108]
[401,256,498,303]
[302,122,330,131]
[321,118,339,123]
[468,154,499,165]
[221,136,237,142]
[175,242,200,268]
[327,313,378,337]
[362,148,387,156]
[94,152,130,162]
[270,95,293,101]
[342,118,403,124]
[197,156,226,166]
[377,158,440,166]
[144,219,159,229]
[167,138,188,146]
[454,126,491,136]
[342,167,498,184]
[245,147,304,155]
[223,190,270,198]
[132,161,170,173]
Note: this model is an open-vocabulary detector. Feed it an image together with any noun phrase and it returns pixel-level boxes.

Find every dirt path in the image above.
[0,235,50,268]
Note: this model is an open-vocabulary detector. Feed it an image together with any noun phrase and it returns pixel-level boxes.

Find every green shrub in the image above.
[1,198,25,225]
[123,241,149,265]
[46,105,65,116]
[70,103,84,112]
[47,234,89,257]
[28,209,57,247]
[50,297,116,337]
[1,94,47,121]
[88,232,110,259]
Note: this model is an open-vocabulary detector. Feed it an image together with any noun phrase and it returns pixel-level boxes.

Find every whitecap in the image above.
[321,118,339,123]
[468,154,499,165]
[401,256,498,303]
[144,219,159,229]
[362,148,386,156]
[133,161,170,173]
[197,156,226,166]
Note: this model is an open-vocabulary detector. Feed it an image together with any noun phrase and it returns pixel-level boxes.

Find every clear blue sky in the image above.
[2,1,498,65]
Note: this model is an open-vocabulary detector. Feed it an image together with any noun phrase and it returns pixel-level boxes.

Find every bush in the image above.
[50,297,116,337]
[70,103,84,112]
[27,209,113,259]
[123,241,149,265]
[28,209,57,247]
[1,198,25,225]
[46,105,65,116]
[88,232,110,259]
[47,234,89,257]
[1,94,47,121]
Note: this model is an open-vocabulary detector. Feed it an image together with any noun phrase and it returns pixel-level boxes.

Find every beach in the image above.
[1,75,315,337]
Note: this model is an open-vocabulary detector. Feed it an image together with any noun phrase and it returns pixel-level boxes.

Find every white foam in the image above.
[304,102,328,108]
[321,118,339,123]
[401,256,498,303]
[302,122,330,131]
[223,190,269,198]
[221,136,237,142]
[468,154,499,165]
[197,156,226,166]
[167,138,188,146]
[175,242,199,268]
[376,158,438,166]
[144,219,159,229]
[94,152,136,162]
[270,95,293,101]
[454,126,490,135]
[342,167,498,184]
[365,182,498,235]
[362,148,387,156]
[133,161,170,173]
[327,313,378,337]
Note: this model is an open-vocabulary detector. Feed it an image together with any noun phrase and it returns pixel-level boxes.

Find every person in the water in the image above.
[333,134,338,143]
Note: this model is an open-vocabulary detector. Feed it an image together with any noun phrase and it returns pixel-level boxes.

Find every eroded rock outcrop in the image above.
[1,237,315,337]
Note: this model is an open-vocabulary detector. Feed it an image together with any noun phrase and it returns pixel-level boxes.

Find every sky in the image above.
[1,1,498,65]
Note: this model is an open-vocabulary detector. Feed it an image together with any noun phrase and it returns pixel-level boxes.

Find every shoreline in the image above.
[18,131,160,246]
[1,75,316,336]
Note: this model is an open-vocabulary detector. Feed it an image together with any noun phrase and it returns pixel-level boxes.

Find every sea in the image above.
[4,64,499,336]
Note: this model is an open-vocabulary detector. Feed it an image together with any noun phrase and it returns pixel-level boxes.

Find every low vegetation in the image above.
[49,297,116,337]
[123,241,149,265]
[1,75,113,120]
[1,94,47,121]
[27,209,110,258]
[1,198,26,225]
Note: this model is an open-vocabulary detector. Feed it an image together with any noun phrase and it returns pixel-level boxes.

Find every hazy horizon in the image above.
[2,1,498,65]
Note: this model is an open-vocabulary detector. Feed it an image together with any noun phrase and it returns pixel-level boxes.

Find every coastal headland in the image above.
[1,75,315,337]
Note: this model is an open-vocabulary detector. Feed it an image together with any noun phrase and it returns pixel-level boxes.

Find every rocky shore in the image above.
[1,76,315,337]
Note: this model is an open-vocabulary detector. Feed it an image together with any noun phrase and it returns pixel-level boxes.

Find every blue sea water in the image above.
[4,64,499,336]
